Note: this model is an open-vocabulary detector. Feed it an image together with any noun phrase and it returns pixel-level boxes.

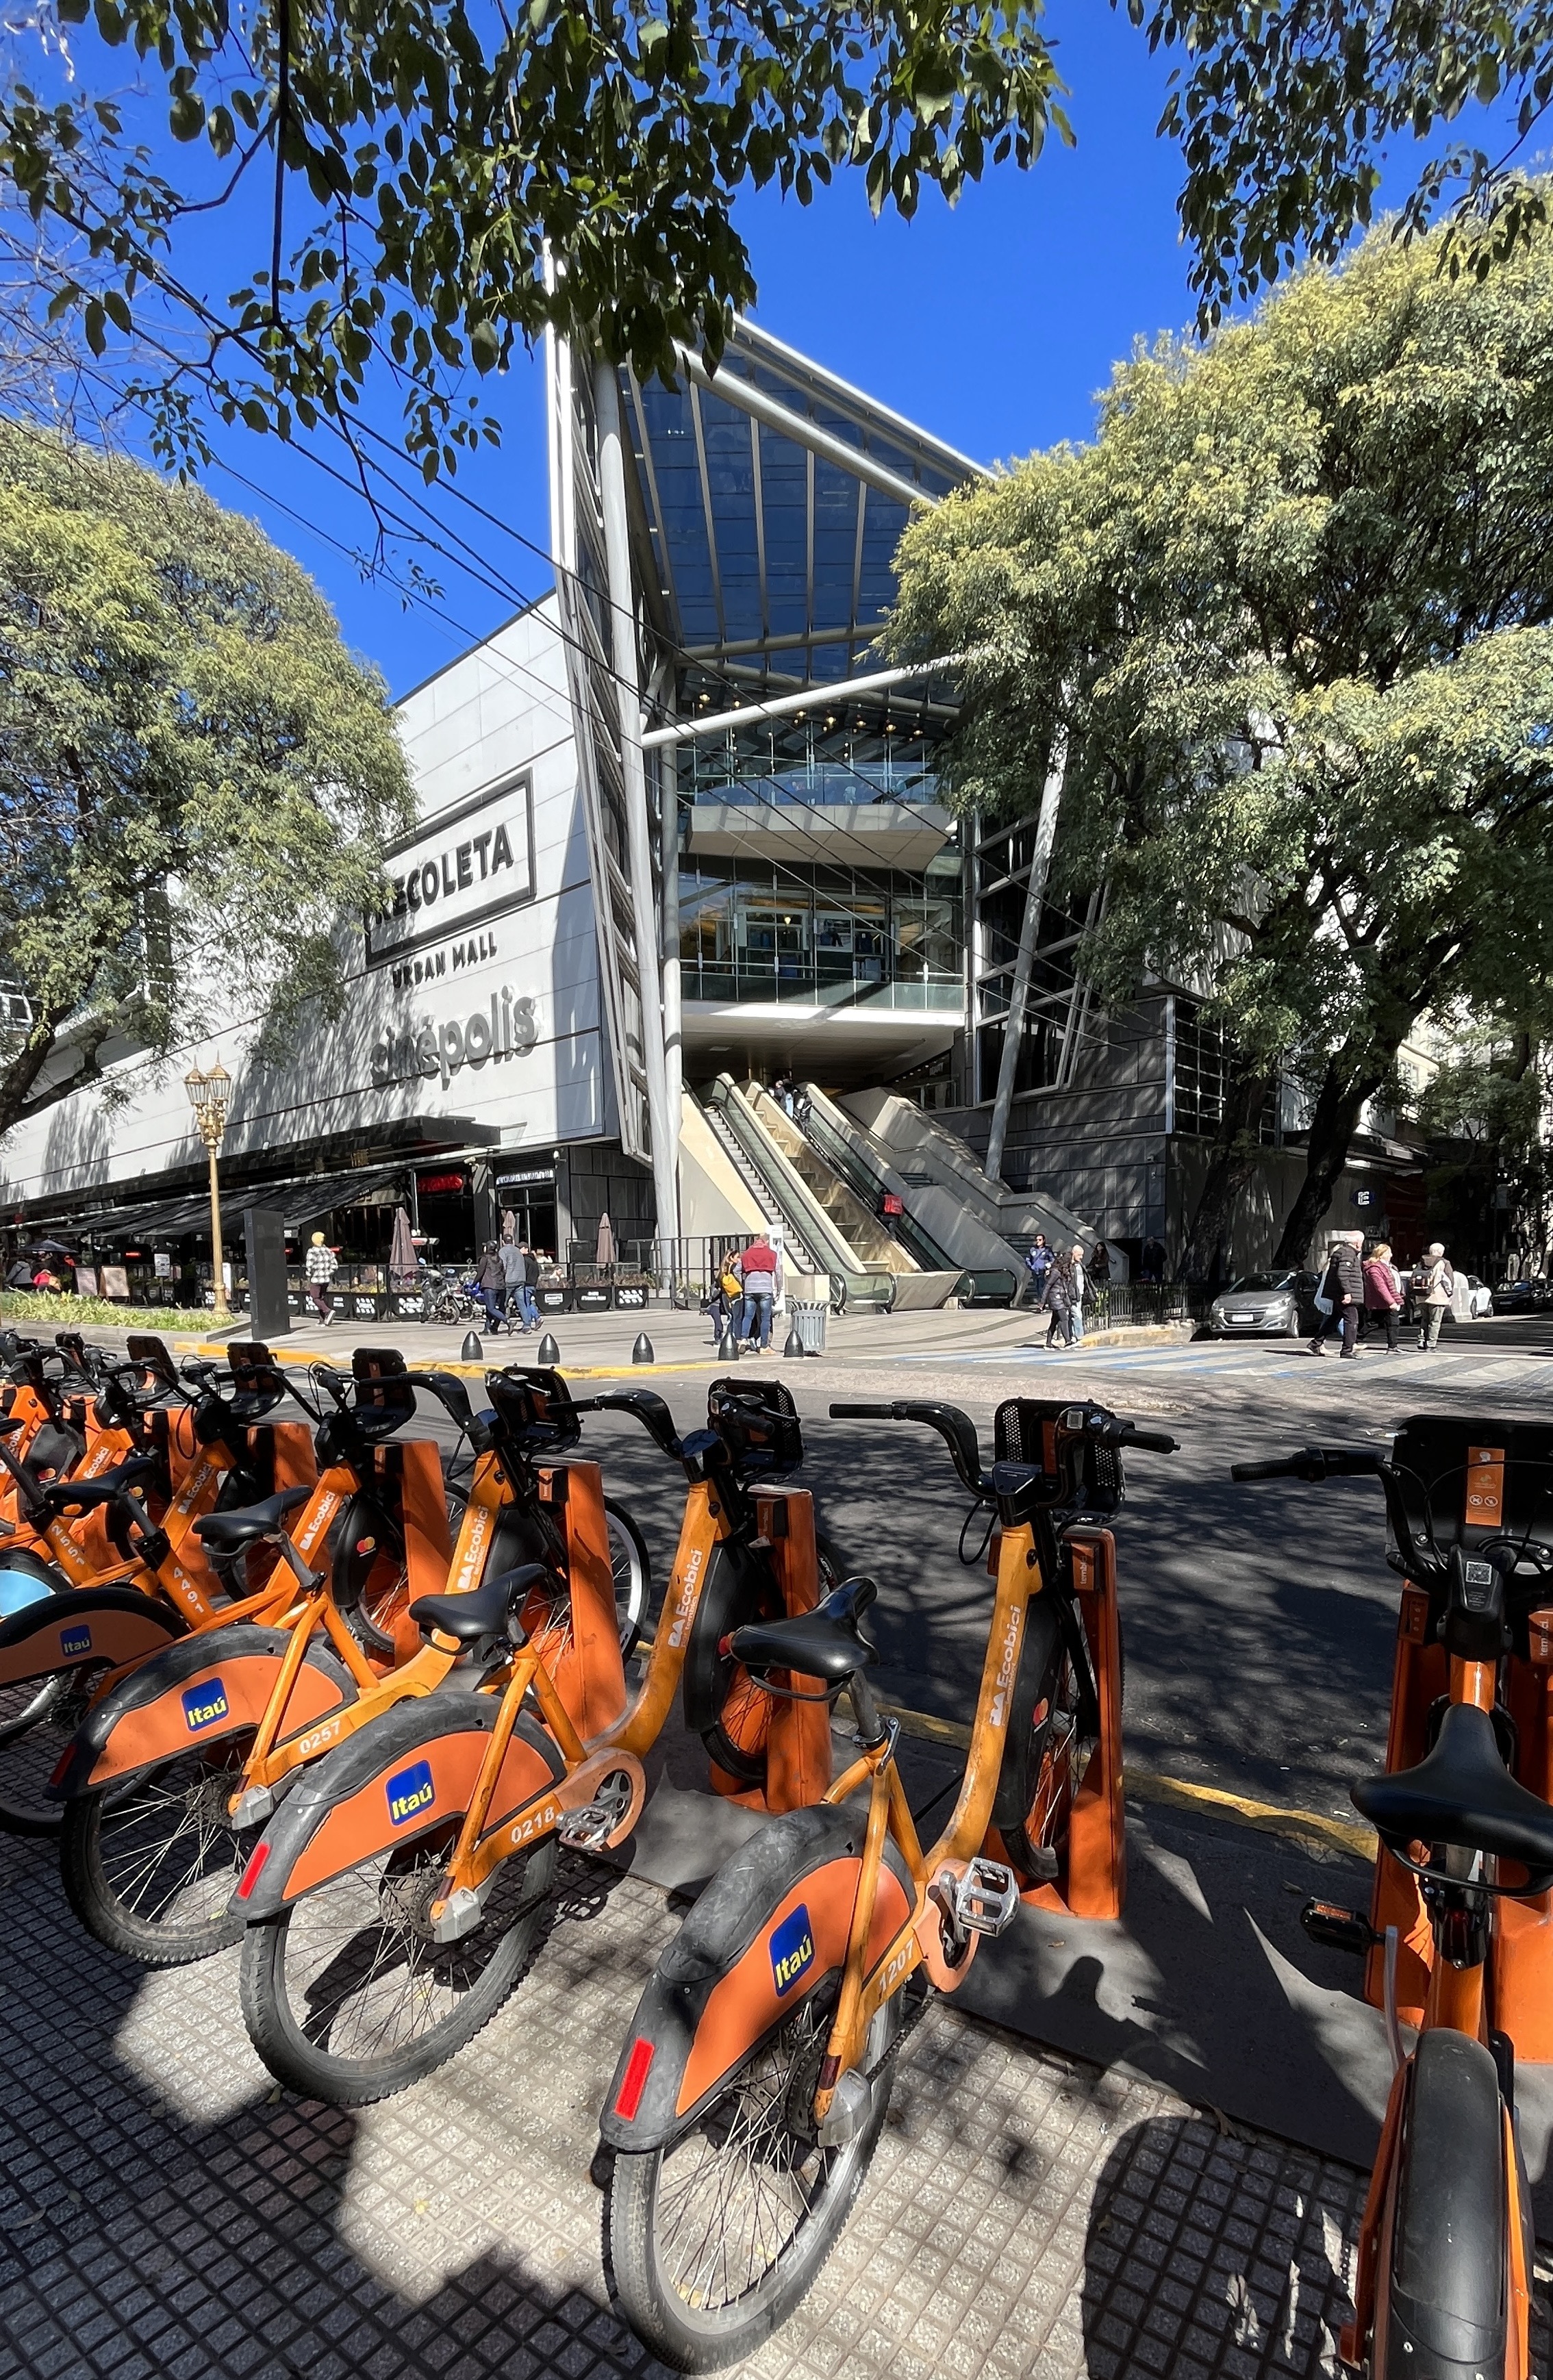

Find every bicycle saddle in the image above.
[731,1577,879,1682]
[194,1484,311,1552]
[36,1452,160,1510]
[1353,1702,1553,1879]
[408,1562,556,1644]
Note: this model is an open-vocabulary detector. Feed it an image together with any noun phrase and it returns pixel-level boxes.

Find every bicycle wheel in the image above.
[0,1663,108,1836]
[240,1825,558,2105]
[606,1497,652,1657]
[609,1978,899,2372]
[60,1727,261,1963]
[340,1483,471,1662]
[994,1595,1084,1882]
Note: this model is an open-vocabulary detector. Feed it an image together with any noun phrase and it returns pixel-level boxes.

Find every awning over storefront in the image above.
[73,1163,412,1244]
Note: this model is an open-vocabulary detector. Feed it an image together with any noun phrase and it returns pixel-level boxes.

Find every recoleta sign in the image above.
[366,769,535,967]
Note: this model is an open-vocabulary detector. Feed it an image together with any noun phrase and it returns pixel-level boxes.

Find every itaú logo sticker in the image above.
[59,1623,92,1659]
[387,1759,435,1827]
[770,1903,815,1998]
[181,1678,229,1732]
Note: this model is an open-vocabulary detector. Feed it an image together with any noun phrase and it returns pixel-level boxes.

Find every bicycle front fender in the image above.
[49,1623,357,1801]
[600,1801,916,2155]
[0,1585,185,1695]
[232,1693,566,1919]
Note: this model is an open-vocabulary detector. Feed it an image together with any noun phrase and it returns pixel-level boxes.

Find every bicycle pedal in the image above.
[1299,1899,1380,1958]
[942,1857,1022,1939]
[557,1801,614,1851]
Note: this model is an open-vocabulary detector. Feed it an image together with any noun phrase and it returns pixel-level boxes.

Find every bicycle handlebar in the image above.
[1107,1423,1179,1455]
[572,1387,684,1461]
[1230,1447,1386,1485]
[829,1401,989,1496]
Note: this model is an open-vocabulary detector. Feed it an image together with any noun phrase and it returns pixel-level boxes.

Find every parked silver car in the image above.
[1205,1270,1315,1337]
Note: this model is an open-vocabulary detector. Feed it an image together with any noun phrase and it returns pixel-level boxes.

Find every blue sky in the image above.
[68,8,1524,698]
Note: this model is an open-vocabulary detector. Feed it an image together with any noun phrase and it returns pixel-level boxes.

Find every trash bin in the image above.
[790,1299,827,1356]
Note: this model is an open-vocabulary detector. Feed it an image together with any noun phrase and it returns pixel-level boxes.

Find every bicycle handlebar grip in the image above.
[826,1404,899,1420]
[1230,1458,1299,1482]
[1119,1428,1178,1454]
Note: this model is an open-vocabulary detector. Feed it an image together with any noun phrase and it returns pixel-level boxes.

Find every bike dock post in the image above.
[708,1484,833,1815]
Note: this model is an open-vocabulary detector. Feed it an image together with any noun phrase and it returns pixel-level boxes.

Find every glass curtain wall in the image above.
[679,857,961,1010]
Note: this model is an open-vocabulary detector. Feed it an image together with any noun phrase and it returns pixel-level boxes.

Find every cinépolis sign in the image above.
[370,988,538,1090]
[366,769,534,968]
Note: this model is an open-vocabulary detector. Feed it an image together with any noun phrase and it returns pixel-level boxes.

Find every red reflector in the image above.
[614,2036,655,2121]
[235,1840,271,1902]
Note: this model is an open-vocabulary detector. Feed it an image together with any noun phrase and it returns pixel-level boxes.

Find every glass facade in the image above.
[679,854,962,1010]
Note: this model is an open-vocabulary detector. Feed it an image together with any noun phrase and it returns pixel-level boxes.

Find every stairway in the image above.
[701,1103,822,1274]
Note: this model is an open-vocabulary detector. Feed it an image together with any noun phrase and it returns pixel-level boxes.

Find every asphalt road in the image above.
[366,1311,1553,1829]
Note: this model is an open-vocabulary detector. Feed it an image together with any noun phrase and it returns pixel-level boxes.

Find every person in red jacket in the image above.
[737,1231,779,1350]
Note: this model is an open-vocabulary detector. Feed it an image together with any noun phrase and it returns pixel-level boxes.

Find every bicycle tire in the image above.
[686,1534,842,1784]
[993,1592,1122,1883]
[0,1665,93,1836]
[608,1974,899,2372]
[606,1497,652,1658]
[1380,2028,1508,2377]
[239,1806,559,2106]
[60,1723,265,1964]
[339,1482,471,1662]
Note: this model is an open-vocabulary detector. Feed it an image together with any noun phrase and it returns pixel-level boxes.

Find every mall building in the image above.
[0,322,1417,1309]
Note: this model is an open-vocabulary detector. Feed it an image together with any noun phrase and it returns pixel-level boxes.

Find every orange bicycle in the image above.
[230,1374,837,2105]
[599,1394,1175,2370]
[1235,1421,1553,2378]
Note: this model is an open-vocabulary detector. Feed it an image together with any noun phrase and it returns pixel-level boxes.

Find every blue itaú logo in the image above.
[181,1678,229,1732]
[59,1623,92,1658]
[770,1903,815,1997]
[387,1759,435,1827]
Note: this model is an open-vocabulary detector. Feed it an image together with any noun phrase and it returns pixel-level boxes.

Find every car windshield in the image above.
[1225,1274,1293,1294]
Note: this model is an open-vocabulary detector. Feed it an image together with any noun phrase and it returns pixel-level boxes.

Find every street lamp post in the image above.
[185,1061,232,1319]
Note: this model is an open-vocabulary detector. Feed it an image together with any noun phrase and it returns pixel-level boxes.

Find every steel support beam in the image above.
[673,346,938,514]
[642,659,962,747]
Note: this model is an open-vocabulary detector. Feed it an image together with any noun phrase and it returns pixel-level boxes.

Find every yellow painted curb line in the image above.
[878,1699,1374,1861]
[179,1339,722,1382]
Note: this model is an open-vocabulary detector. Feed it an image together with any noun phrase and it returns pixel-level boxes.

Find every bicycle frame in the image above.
[1339,1640,1535,2374]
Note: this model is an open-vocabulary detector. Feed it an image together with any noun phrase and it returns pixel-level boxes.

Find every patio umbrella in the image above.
[388,1205,416,1287]
[28,1238,76,1258]
[594,1211,617,1270]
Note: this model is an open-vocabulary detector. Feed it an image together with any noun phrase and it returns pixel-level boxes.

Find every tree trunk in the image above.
[1177,1063,1272,1282]
[1272,1051,1393,1269]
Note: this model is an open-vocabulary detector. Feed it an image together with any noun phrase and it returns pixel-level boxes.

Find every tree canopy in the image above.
[0,422,412,1140]
[1132,0,1553,325]
[2,0,1065,483]
[887,210,1553,1267]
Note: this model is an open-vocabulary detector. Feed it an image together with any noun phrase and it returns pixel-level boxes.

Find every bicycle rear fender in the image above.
[1374,2027,1511,2379]
[600,1801,916,2155]
[232,1693,566,1917]
[0,1585,186,1695]
[48,1623,357,1801]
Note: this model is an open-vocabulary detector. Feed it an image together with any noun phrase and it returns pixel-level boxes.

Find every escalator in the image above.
[702,1078,965,1311]
[793,1084,1022,1305]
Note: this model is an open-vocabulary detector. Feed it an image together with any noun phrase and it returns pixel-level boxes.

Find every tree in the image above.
[0,420,412,1141]
[886,212,1553,1269]
[1131,0,1553,327]
[0,0,1066,487]
[1416,1021,1553,1272]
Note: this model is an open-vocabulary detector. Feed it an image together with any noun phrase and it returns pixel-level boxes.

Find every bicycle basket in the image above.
[707,1376,803,1478]
[485,1365,583,1456]
[1389,1415,1553,1565]
[994,1397,1125,1517]
[347,1346,418,1442]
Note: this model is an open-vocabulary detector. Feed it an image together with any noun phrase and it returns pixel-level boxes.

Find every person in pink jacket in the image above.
[1361,1241,1406,1353]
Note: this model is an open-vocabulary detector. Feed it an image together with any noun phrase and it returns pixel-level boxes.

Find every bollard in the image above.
[632,1331,655,1365]
[716,1326,740,1362]
[460,1330,483,1363]
[783,1321,805,1359]
[537,1331,561,1367]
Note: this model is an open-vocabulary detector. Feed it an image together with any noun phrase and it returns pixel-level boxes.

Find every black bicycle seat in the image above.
[194,1484,311,1552]
[409,1562,555,1644]
[731,1576,879,1682]
[37,1451,160,1510]
[1354,1702,1553,1878]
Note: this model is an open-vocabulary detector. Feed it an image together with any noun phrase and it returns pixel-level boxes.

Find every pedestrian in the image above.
[1309,1231,1363,1358]
[1023,1232,1053,1307]
[1140,1235,1166,1284]
[737,1230,779,1350]
[1044,1248,1077,1347]
[1068,1242,1089,1342]
[709,1251,744,1344]
[1415,1241,1456,1352]
[1089,1240,1112,1287]
[1361,1241,1406,1353]
[304,1230,338,1324]
[498,1232,526,1325]
[472,1240,509,1334]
